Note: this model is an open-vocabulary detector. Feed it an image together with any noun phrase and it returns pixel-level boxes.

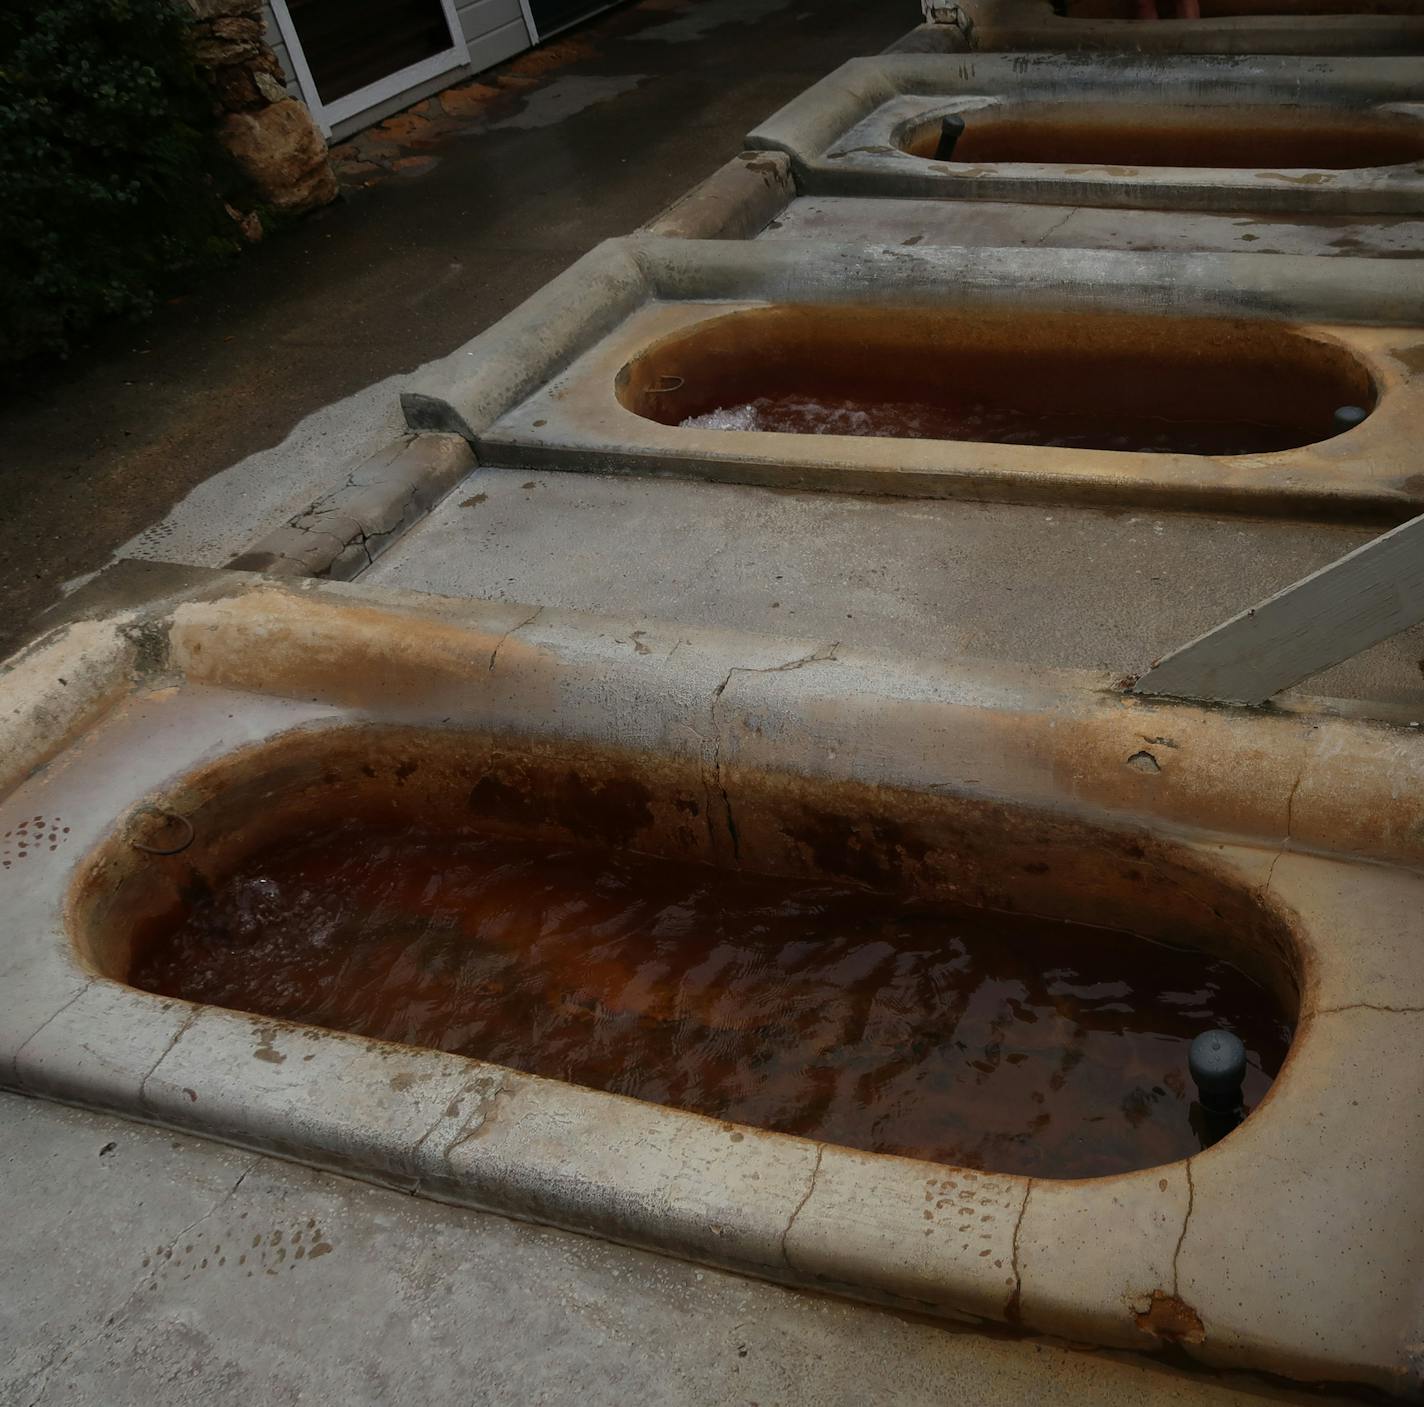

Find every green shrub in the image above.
[0,0,240,370]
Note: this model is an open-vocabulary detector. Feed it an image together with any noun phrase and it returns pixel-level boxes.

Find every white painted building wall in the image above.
[261,0,534,139]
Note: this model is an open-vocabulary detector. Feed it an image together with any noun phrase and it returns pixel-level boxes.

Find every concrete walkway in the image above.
[0,0,905,659]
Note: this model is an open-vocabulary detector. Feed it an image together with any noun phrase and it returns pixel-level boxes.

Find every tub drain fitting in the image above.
[1189,1028,1246,1113]
[1188,1029,1247,1148]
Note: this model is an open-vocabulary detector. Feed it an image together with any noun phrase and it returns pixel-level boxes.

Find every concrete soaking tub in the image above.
[936,0,1424,55]
[2,567,1422,1396]
[404,234,1424,521]
[747,55,1424,214]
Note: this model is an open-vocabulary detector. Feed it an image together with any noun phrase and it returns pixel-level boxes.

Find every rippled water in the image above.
[129,823,1291,1178]
[679,392,1305,455]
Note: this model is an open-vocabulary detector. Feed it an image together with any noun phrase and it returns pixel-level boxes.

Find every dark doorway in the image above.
[286,0,459,104]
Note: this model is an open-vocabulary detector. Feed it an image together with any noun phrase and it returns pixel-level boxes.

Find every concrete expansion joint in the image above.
[167,1154,262,1249]
[704,647,838,864]
[1172,1160,1194,1298]
[780,1143,824,1270]
[1262,761,1305,898]
[1033,208,1078,248]
[137,1005,204,1109]
[439,1075,509,1163]
[1130,1163,1205,1349]
[486,606,543,672]
[10,984,90,1078]
[18,1148,264,1406]
[1005,1179,1031,1323]
[711,643,843,705]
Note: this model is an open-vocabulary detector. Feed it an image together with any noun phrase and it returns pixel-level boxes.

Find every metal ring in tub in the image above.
[645,374,685,393]
[128,805,195,856]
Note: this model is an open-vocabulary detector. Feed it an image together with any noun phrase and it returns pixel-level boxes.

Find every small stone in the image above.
[391,154,439,177]
[439,83,500,119]
[378,111,435,143]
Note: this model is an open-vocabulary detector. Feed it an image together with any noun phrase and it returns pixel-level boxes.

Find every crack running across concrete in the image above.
[780,1144,824,1270]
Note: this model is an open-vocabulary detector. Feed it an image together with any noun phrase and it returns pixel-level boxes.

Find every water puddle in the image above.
[128,823,1292,1178]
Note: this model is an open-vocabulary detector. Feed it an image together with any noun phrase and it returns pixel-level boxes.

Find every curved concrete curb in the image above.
[643,152,795,240]
[882,20,972,53]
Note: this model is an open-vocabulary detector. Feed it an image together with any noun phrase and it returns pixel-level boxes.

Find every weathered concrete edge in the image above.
[882,21,970,54]
[0,615,138,799]
[395,237,653,445]
[746,57,899,176]
[641,152,796,241]
[573,235,1424,332]
[225,433,475,582]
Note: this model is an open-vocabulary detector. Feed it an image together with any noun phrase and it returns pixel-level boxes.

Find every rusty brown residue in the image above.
[1134,1290,1206,1344]
[1392,342,1424,374]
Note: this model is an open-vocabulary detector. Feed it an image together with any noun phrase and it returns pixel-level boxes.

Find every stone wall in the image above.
[185,0,338,217]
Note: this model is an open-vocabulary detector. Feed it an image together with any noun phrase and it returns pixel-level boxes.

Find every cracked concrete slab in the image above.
[362,466,1424,710]
[4,1094,1352,1407]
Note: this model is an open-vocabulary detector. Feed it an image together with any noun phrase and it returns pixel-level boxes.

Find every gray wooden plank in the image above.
[1132,512,1424,705]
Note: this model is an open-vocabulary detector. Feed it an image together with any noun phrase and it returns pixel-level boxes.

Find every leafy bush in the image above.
[0,0,239,370]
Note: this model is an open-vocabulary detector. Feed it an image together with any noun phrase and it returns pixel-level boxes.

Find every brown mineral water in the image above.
[129,823,1292,1178]
[679,393,1312,456]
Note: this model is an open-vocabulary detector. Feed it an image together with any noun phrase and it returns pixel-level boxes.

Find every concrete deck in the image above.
[2,1093,1345,1407]
[364,465,1424,709]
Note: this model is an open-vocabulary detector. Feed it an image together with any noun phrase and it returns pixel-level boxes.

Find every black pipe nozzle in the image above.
[933,114,966,162]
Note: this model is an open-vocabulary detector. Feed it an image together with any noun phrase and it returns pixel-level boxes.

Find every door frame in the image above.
[270,0,471,135]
